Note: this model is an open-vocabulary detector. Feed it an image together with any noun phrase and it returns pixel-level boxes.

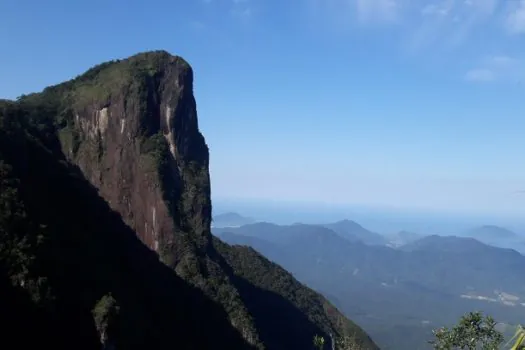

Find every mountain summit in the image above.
[0,51,377,350]
[322,219,387,245]
[466,225,518,240]
[213,212,256,228]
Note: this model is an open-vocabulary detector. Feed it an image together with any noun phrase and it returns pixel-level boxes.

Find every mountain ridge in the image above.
[213,212,256,227]
[0,51,377,349]
[217,222,525,349]
[321,219,387,245]
[467,225,518,240]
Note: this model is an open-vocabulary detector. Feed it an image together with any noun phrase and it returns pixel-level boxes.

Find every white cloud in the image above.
[506,0,525,34]
[308,0,404,25]
[189,20,207,31]
[356,0,401,23]
[407,0,500,52]
[421,0,454,16]
[306,0,525,54]
[465,55,525,83]
[465,68,496,81]
[488,55,516,66]
[421,0,497,18]
[231,7,252,21]
[230,0,254,22]
[464,0,498,15]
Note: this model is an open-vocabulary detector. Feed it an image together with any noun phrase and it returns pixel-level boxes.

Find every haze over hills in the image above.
[212,199,525,237]
[463,225,525,253]
[212,211,525,252]
[321,220,388,245]
[212,212,255,228]
[212,214,389,245]
[384,230,423,248]
[215,221,525,349]
[0,52,378,350]
[467,225,519,240]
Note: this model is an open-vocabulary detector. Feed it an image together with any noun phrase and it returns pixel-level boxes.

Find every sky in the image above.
[1,0,525,217]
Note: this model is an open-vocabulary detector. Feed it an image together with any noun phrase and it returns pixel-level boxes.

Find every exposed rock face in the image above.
[66,52,210,259]
[0,51,379,350]
[58,52,262,344]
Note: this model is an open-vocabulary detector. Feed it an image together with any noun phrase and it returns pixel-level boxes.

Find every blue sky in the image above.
[1,0,525,216]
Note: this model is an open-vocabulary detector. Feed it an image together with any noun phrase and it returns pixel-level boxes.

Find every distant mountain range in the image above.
[214,221,525,350]
[464,225,525,254]
[213,215,389,245]
[212,212,255,228]
[384,230,422,248]
[213,213,525,252]
[321,219,388,245]
[467,225,518,240]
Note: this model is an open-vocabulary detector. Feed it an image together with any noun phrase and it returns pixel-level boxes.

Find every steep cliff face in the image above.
[0,51,379,350]
[62,52,210,260]
[0,98,254,350]
[56,51,260,343]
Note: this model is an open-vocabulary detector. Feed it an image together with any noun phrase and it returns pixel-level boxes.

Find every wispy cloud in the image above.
[308,0,405,25]
[506,0,525,34]
[408,0,499,52]
[189,19,206,31]
[199,0,254,22]
[421,0,455,17]
[465,69,496,82]
[355,0,401,23]
[308,0,525,41]
[465,55,525,83]
[231,0,253,22]
[451,0,498,46]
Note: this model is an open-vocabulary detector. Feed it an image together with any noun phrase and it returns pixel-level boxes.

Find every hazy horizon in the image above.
[212,196,525,236]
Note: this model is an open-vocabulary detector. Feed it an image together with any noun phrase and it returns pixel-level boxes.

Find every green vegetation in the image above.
[215,238,378,350]
[336,334,369,350]
[0,51,377,350]
[313,334,368,350]
[216,223,525,349]
[431,312,525,350]
[313,334,325,349]
[92,294,120,345]
[0,86,255,350]
[430,312,503,350]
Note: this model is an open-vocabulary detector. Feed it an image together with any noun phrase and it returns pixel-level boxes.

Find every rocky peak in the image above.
[59,51,211,262]
[0,51,379,350]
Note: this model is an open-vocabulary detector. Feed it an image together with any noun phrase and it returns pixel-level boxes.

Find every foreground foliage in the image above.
[431,312,524,350]
[313,334,368,350]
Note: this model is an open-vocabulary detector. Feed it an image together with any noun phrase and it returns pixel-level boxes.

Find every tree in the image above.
[313,334,325,350]
[92,293,120,349]
[430,312,503,350]
[313,333,365,350]
[336,334,366,350]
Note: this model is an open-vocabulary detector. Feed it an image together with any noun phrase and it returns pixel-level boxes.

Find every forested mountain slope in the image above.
[0,51,377,350]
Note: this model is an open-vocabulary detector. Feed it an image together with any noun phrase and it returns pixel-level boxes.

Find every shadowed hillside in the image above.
[0,52,378,350]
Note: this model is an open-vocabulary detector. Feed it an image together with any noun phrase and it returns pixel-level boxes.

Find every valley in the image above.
[214,213,525,349]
